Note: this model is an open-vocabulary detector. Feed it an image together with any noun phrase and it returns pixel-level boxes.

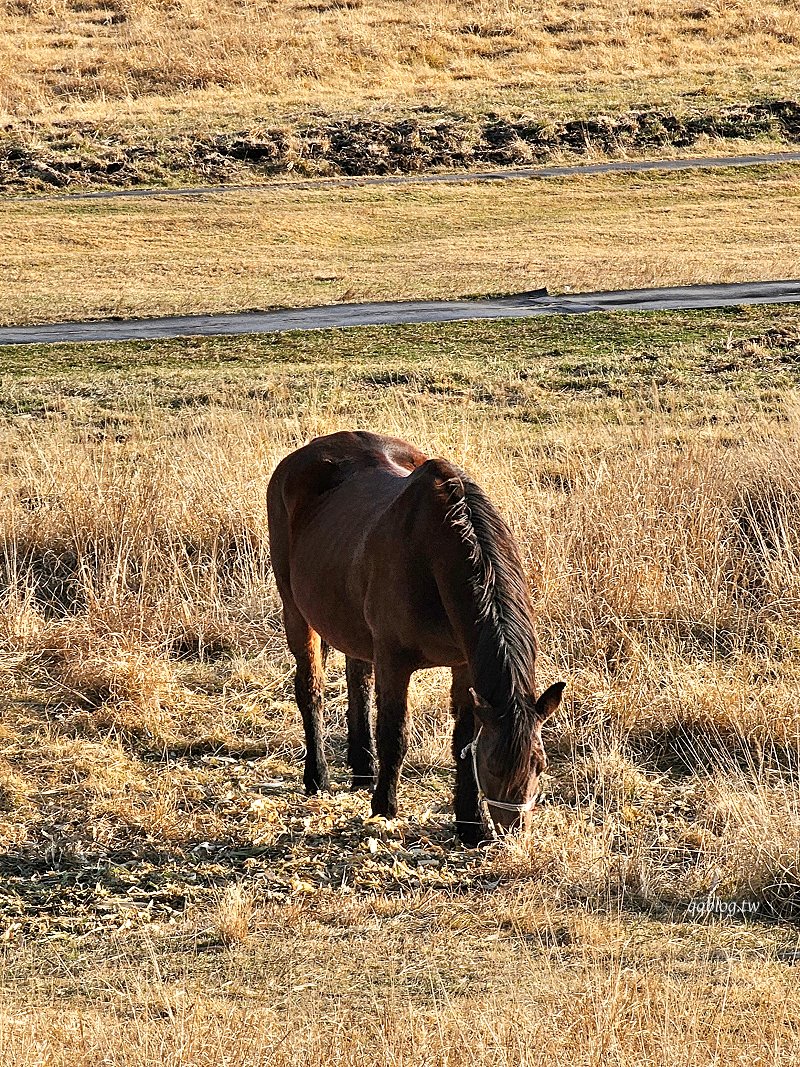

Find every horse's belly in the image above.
[289,542,374,662]
[298,600,374,661]
[284,466,460,666]
[416,638,466,669]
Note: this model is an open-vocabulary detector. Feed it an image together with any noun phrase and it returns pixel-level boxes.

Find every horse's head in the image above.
[468,682,565,835]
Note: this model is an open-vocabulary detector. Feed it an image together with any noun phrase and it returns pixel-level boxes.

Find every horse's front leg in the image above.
[451,665,484,847]
[371,654,413,819]
[346,657,376,791]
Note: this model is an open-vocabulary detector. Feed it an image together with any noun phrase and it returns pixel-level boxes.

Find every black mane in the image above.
[445,472,539,781]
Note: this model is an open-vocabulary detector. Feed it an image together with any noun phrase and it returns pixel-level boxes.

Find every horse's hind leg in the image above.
[451,665,483,847]
[283,602,330,794]
[345,657,375,791]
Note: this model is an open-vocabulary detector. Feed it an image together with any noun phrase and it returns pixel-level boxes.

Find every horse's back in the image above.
[267,432,432,658]
[272,430,424,496]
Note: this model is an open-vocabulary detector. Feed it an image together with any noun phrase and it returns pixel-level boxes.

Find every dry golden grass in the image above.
[3,164,800,325]
[3,314,800,1062]
[3,923,800,1066]
[2,0,799,131]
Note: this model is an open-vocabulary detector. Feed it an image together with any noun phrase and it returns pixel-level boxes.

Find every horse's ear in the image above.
[535,682,565,723]
[469,688,493,722]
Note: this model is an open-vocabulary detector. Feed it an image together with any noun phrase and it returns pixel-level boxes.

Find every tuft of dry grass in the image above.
[210,883,257,945]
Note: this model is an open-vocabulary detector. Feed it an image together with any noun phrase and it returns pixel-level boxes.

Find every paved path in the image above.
[14,150,800,203]
[2,280,799,347]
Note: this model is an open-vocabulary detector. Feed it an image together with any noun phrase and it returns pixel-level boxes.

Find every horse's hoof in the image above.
[456,823,484,849]
[351,775,377,792]
[304,776,331,795]
[371,796,397,819]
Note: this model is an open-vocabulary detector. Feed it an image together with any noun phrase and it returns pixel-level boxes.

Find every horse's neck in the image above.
[434,481,537,703]
[442,572,522,706]
[466,618,519,707]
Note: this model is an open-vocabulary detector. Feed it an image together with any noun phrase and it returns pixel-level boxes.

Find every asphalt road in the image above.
[2,280,799,347]
[14,150,800,204]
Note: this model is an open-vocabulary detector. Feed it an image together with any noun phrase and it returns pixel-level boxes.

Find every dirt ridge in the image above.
[3,99,800,192]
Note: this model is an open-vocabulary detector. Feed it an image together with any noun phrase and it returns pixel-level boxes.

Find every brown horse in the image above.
[267,430,564,845]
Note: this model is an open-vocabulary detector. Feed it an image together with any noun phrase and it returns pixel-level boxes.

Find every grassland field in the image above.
[2,0,800,190]
[4,0,800,1058]
[2,308,800,1063]
[3,163,800,327]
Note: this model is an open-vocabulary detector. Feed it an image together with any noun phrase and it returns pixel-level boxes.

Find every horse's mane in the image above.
[444,472,539,783]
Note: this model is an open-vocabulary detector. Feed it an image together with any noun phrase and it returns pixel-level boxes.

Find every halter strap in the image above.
[460,726,539,818]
